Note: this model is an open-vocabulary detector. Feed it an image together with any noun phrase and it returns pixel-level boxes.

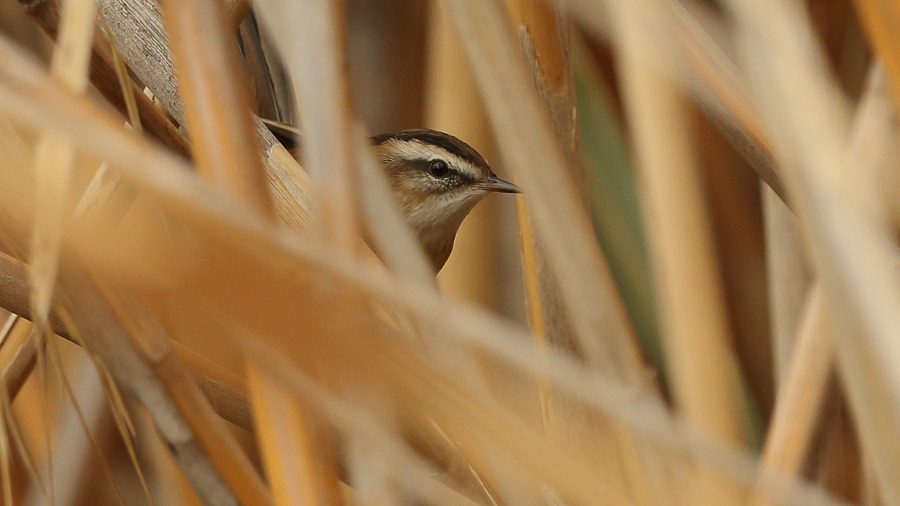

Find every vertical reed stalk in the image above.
[502,2,659,504]
[764,189,811,384]
[29,0,96,332]
[426,0,502,308]
[613,2,748,505]
[751,285,831,506]
[159,1,342,505]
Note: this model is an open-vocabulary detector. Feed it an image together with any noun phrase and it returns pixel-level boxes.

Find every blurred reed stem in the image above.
[614,2,749,504]
[427,0,505,311]
[0,316,36,401]
[724,0,900,502]
[160,0,344,504]
[29,0,96,338]
[571,33,662,383]
[751,284,831,506]
[851,0,900,115]
[764,188,811,385]
[0,253,254,433]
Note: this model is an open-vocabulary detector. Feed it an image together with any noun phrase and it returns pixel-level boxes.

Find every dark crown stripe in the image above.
[371,129,489,170]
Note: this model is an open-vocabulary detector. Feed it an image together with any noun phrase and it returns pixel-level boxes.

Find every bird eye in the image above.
[429,160,450,178]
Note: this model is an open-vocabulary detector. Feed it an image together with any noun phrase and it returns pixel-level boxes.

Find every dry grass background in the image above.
[0,0,892,505]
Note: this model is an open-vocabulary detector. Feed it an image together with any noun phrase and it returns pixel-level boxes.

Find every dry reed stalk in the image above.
[354,122,511,505]
[18,0,190,158]
[851,0,900,115]
[723,0,900,502]
[353,126,433,287]
[420,8,532,500]
[160,0,270,212]
[0,251,254,432]
[764,188,812,384]
[751,285,831,506]
[51,267,245,506]
[664,0,786,202]
[30,354,123,506]
[442,0,646,384]
[97,0,312,232]
[251,0,357,250]
[568,0,788,204]
[753,66,897,501]
[502,2,661,504]
[0,27,854,505]
[80,269,274,506]
[426,0,503,308]
[248,367,343,506]
[613,2,748,505]
[0,317,36,401]
[159,1,342,505]
[28,0,97,335]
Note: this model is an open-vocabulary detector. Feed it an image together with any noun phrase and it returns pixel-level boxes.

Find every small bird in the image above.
[370,129,520,272]
[265,122,521,272]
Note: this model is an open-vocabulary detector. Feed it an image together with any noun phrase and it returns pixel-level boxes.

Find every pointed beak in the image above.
[480,177,522,194]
